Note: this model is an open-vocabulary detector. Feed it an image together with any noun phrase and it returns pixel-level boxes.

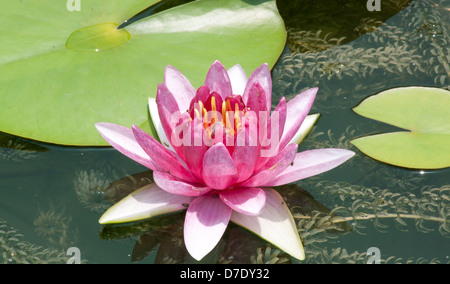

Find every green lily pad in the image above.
[352,86,450,169]
[0,0,286,146]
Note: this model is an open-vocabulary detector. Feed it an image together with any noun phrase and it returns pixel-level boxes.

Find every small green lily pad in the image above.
[351,86,450,169]
[0,0,286,146]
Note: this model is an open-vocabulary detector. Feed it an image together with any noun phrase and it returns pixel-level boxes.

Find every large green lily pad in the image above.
[0,0,286,146]
[352,86,450,169]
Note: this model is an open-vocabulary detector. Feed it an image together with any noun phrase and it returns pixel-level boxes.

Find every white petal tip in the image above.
[227,64,248,96]
[98,184,192,225]
[291,113,320,145]
[98,214,115,225]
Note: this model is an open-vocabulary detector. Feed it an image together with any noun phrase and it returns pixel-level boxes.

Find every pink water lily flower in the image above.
[95,61,354,261]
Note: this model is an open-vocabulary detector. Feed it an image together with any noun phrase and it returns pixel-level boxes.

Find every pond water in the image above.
[1,0,449,264]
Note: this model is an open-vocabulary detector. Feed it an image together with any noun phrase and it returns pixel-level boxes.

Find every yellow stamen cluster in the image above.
[193,97,245,137]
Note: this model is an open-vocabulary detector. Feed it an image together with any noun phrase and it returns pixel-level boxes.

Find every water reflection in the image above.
[0,132,48,164]
[97,169,449,263]
[97,171,353,263]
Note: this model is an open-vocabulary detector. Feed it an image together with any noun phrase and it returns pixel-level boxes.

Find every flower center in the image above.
[192,93,246,137]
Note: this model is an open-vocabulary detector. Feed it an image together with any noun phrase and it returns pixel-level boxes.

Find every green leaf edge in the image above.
[351,86,450,169]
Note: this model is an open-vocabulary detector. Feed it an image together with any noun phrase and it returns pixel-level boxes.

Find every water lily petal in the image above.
[156,83,187,157]
[164,65,196,113]
[202,142,238,190]
[156,83,193,158]
[255,96,287,164]
[99,183,192,224]
[153,171,212,197]
[95,122,164,172]
[278,87,318,150]
[188,85,211,115]
[148,97,174,151]
[201,92,224,129]
[240,143,298,187]
[272,96,287,139]
[231,188,305,260]
[289,113,320,145]
[246,81,268,114]
[219,187,266,216]
[184,194,232,261]
[182,117,208,180]
[156,82,180,115]
[132,125,197,183]
[204,60,233,100]
[262,148,355,187]
[232,117,259,183]
[242,63,272,112]
[227,64,247,96]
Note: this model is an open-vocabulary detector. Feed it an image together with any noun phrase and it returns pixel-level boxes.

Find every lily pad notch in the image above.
[351,86,450,169]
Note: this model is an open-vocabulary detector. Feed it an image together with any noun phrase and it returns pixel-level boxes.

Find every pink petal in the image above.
[188,86,211,115]
[156,83,180,116]
[245,83,271,167]
[182,117,208,180]
[95,122,164,172]
[245,81,268,114]
[232,116,259,183]
[224,94,246,111]
[278,88,318,150]
[153,171,212,197]
[242,63,272,112]
[164,65,196,112]
[254,96,287,166]
[184,194,232,260]
[219,187,266,216]
[132,125,197,183]
[204,60,233,100]
[272,96,287,140]
[262,148,355,187]
[202,142,238,190]
[227,64,247,95]
[203,92,224,114]
[239,143,298,187]
[156,83,187,158]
